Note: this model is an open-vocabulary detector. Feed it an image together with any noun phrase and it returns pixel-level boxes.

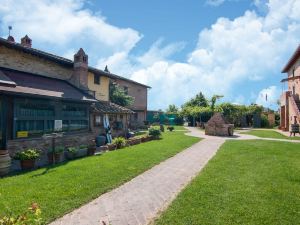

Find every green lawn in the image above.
[241,129,300,140]
[156,140,300,225]
[0,132,200,224]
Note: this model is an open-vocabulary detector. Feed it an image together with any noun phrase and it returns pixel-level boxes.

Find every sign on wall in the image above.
[17,131,28,138]
[54,120,63,132]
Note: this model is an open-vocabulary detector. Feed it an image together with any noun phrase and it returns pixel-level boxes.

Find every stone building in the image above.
[205,113,234,136]
[103,67,150,128]
[0,34,149,170]
[280,44,300,131]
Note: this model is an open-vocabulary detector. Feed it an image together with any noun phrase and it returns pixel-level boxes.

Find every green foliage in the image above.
[48,146,64,154]
[148,126,162,138]
[13,149,40,161]
[79,145,87,150]
[210,95,223,111]
[260,114,270,128]
[166,104,179,114]
[0,203,42,225]
[167,126,174,132]
[66,147,78,153]
[109,82,134,107]
[183,92,208,107]
[112,137,126,149]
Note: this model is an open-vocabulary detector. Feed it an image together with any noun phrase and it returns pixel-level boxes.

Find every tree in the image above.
[166,104,179,114]
[210,95,224,111]
[184,92,208,107]
[109,82,134,107]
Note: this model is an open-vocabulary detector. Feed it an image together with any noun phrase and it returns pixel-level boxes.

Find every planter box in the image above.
[107,144,117,151]
[128,137,142,145]
[99,145,109,151]
[77,148,88,157]
[87,146,96,156]
[141,136,152,142]
[65,151,77,160]
[48,153,63,164]
[20,159,35,170]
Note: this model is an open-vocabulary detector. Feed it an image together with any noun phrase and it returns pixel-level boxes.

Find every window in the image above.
[14,100,55,138]
[123,86,128,95]
[62,104,89,132]
[94,115,102,127]
[14,99,89,138]
[94,74,101,85]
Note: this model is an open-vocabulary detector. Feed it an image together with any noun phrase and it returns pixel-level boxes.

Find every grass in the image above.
[0,131,200,224]
[155,140,300,225]
[241,129,300,140]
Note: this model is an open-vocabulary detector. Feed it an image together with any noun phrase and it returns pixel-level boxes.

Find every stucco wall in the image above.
[114,79,148,111]
[287,58,300,96]
[0,45,73,79]
[87,72,109,101]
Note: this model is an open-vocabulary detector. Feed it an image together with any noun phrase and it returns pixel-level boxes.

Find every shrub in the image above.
[66,147,78,154]
[261,114,270,128]
[48,146,64,154]
[79,145,88,150]
[0,203,42,225]
[167,126,174,132]
[112,137,126,149]
[148,126,162,139]
[14,149,40,161]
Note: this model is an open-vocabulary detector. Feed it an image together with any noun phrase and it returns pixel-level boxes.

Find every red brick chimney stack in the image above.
[20,35,32,48]
[71,48,89,90]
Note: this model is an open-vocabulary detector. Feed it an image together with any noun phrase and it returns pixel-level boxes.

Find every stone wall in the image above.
[0,45,73,80]
[205,113,234,136]
[8,131,95,171]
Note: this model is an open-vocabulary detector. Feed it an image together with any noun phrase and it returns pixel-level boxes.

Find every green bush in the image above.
[167,126,174,132]
[148,126,162,139]
[261,114,270,128]
[79,145,88,150]
[48,146,64,154]
[112,137,126,149]
[14,149,40,161]
[66,147,78,153]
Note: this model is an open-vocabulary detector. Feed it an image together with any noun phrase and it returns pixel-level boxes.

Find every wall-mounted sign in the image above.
[54,120,63,131]
[17,131,28,138]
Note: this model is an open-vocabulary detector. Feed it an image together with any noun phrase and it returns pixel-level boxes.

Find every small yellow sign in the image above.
[17,131,28,138]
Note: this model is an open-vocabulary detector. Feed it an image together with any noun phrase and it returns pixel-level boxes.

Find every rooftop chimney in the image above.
[70,48,88,90]
[7,35,15,43]
[20,35,32,48]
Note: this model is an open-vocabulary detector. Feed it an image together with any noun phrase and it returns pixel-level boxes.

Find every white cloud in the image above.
[0,0,142,64]
[206,0,226,7]
[129,0,300,109]
[256,86,280,108]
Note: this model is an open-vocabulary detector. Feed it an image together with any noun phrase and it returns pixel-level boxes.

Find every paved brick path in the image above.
[50,128,225,225]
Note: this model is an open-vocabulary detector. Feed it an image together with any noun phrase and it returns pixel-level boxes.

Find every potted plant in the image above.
[48,146,64,164]
[112,137,126,149]
[65,147,78,160]
[14,149,40,170]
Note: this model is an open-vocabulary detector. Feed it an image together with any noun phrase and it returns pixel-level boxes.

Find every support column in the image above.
[0,96,11,176]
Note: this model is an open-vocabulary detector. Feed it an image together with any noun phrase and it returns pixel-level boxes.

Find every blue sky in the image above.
[0,0,299,110]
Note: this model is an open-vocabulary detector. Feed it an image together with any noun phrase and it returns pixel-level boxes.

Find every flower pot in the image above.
[20,159,35,170]
[0,150,11,176]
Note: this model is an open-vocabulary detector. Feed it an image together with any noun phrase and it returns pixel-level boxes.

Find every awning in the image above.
[91,101,134,114]
[0,67,97,102]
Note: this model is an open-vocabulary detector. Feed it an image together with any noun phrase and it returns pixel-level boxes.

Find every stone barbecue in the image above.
[205,112,234,136]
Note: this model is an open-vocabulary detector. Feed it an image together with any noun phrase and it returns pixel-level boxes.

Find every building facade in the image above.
[280,45,300,131]
[112,77,150,128]
[0,34,149,171]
